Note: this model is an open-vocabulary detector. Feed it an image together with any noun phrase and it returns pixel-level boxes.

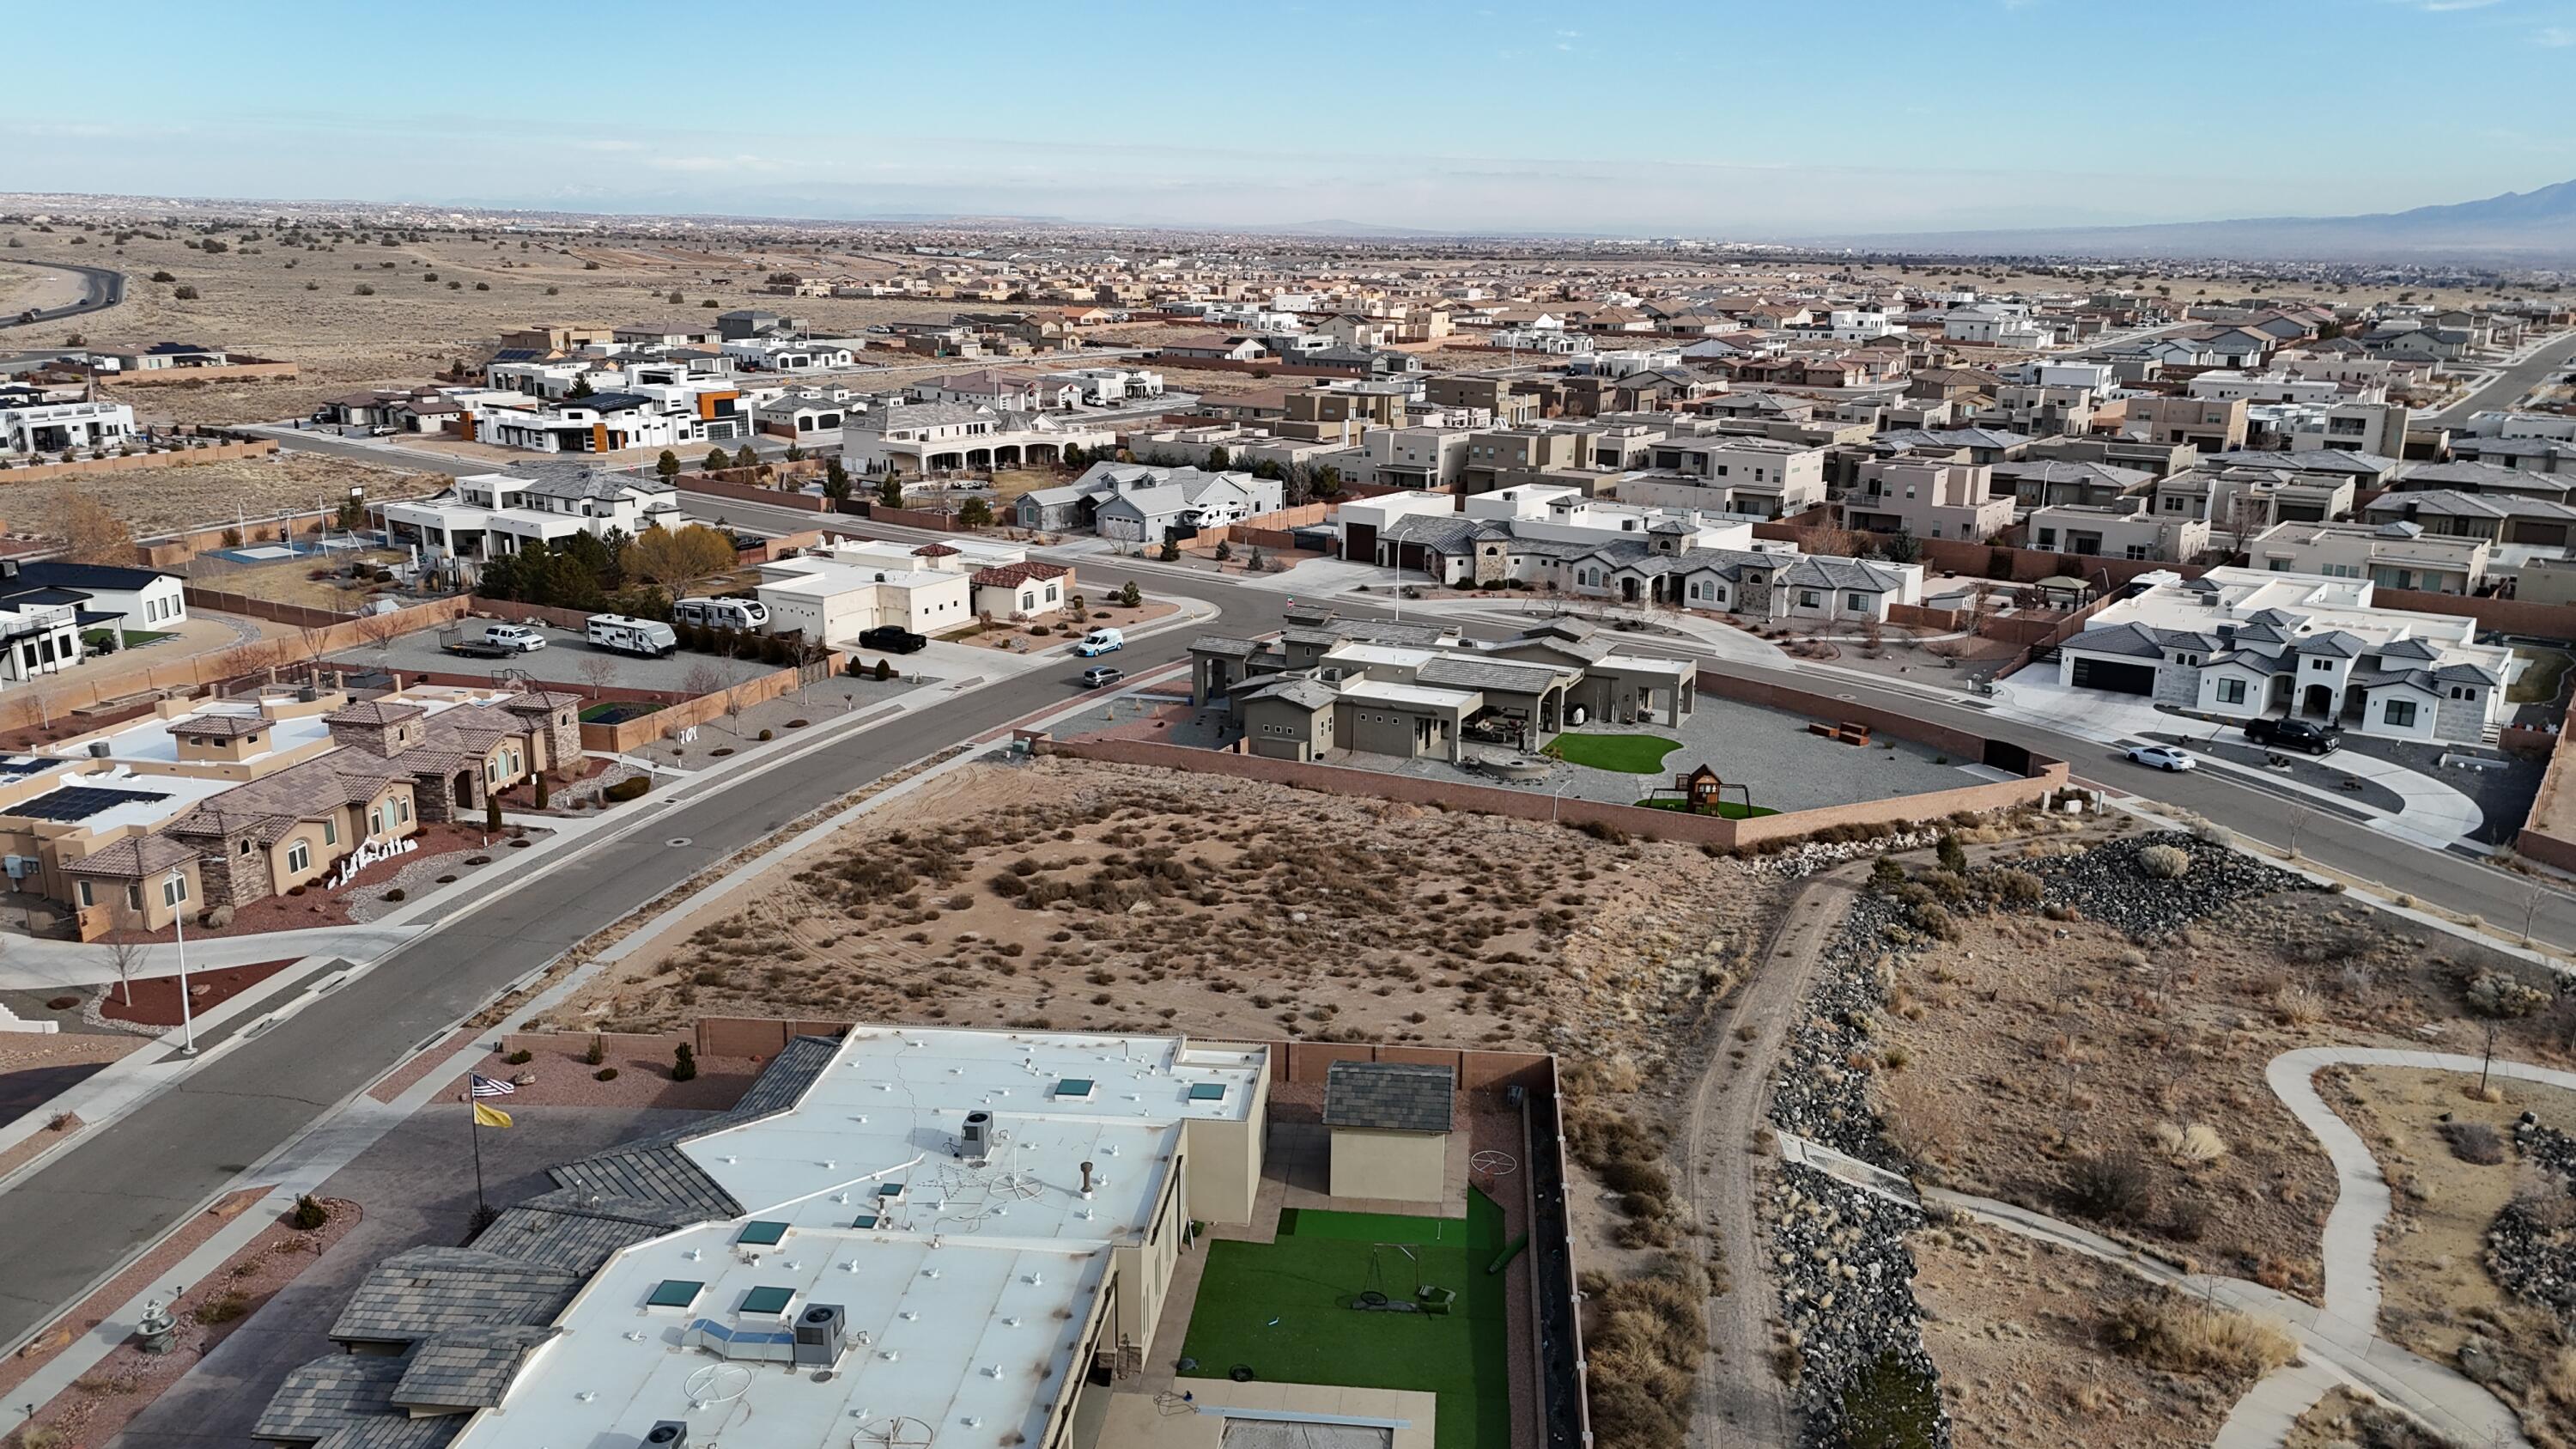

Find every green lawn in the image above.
[1545,732,1682,773]
[2510,646,2573,705]
[1180,1190,1510,1449]
[1635,796,1777,819]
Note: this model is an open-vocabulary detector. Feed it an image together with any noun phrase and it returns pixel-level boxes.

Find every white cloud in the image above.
[2537,24,2576,44]
[2419,0,2502,10]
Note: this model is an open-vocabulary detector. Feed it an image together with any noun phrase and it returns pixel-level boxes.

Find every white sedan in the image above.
[2124,743,2196,772]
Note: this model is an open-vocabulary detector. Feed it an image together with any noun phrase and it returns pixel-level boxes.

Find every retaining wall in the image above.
[0,439,276,485]
[677,475,830,513]
[106,362,300,387]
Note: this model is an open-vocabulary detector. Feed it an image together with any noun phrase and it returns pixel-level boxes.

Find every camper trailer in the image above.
[586,614,680,658]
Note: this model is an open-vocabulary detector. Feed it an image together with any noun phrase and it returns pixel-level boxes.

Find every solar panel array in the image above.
[14,784,173,822]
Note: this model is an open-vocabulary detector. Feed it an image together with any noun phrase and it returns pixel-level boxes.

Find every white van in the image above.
[674,596,770,631]
[586,614,679,659]
[1072,627,1125,657]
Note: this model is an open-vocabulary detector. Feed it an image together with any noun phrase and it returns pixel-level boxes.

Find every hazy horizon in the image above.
[12,0,2576,239]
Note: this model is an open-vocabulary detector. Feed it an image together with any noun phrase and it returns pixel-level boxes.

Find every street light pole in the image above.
[170,868,197,1055]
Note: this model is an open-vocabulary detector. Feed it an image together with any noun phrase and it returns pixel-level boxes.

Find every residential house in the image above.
[379,472,679,567]
[1844,458,2015,541]
[2248,519,2488,594]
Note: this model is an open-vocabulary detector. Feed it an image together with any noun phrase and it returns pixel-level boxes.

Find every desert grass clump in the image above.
[2439,1120,2505,1166]
[2097,1294,2295,1381]
[1582,1256,1709,1449]
[2136,843,2190,880]
[2063,1150,2157,1226]
[2154,1121,2228,1166]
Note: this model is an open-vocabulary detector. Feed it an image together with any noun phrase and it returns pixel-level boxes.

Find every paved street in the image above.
[2425,331,2576,427]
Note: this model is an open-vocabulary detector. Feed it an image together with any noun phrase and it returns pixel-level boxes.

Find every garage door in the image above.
[2070,656,2156,696]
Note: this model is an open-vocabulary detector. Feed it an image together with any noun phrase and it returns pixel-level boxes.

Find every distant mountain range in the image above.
[1821,180,2576,264]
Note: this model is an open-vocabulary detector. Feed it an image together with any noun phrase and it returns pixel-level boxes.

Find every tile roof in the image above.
[255,1355,414,1444]
[1323,1061,1455,1135]
[329,1248,583,1344]
[61,834,198,880]
[167,713,271,740]
[970,561,1070,588]
[393,1326,561,1410]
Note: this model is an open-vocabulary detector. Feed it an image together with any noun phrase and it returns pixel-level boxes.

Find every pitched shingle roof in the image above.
[393,1326,561,1410]
[329,1248,583,1345]
[1323,1061,1455,1135]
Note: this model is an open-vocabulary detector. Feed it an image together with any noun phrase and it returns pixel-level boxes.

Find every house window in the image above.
[2385,700,2418,728]
[325,817,337,846]
[1846,593,1868,611]
[163,875,190,908]
[288,842,311,874]
[2309,658,2330,671]
[1799,590,1820,608]
[2215,679,2246,704]
[76,880,94,908]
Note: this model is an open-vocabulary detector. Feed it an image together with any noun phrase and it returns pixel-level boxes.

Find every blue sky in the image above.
[9,0,2574,235]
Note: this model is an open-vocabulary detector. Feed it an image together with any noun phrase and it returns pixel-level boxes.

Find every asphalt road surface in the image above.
[2426,331,2576,428]
[3,512,2570,1353]
[0,259,126,332]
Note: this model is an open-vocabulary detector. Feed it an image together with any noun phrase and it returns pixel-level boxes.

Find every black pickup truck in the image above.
[2245,717,2342,755]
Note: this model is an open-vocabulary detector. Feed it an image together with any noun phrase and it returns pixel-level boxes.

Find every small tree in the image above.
[784,442,805,463]
[104,938,147,1008]
[62,493,134,564]
[873,657,895,681]
[567,375,594,399]
[681,660,728,701]
[875,473,905,508]
[655,449,680,481]
[578,652,619,699]
[1205,445,1230,471]
[823,457,850,501]
[1212,539,1232,563]
[703,447,731,473]
[1117,579,1142,609]
[1158,539,1181,563]
[672,1042,698,1081]
[958,497,993,528]
[626,523,738,602]
[532,771,550,809]
[1936,835,1967,874]
[2466,971,2550,1094]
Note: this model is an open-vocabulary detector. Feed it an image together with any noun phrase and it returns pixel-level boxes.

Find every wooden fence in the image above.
[0,439,276,486]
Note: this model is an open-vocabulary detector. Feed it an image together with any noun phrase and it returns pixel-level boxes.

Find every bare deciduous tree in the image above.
[577,653,620,700]
[104,938,148,1008]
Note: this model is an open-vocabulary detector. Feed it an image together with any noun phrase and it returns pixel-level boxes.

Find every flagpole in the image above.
[470,1101,487,1216]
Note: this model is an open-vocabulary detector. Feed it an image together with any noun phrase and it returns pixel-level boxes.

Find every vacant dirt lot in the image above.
[0,451,443,543]
[1,231,917,424]
[1874,881,2576,1305]
[1913,1220,2239,1449]
[534,757,1785,1076]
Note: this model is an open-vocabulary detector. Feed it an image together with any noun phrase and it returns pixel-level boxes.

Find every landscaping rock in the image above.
[2020,831,2309,941]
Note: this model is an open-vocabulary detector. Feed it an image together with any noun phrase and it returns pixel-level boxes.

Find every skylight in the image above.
[738,1286,795,1317]
[736,1221,788,1246]
[646,1280,703,1309]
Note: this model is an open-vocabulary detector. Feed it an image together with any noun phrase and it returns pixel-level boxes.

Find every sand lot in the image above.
[0,451,444,542]
[7,230,987,425]
[534,756,1784,1076]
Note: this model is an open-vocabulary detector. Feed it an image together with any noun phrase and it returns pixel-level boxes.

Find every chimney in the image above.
[1079,1160,1095,1199]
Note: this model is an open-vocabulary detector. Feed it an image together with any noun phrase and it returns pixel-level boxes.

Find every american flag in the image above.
[470,1074,517,1099]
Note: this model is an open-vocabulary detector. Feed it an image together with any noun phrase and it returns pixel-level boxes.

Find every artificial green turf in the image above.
[1634,797,1778,819]
[1181,1189,1510,1449]
[1546,732,1683,773]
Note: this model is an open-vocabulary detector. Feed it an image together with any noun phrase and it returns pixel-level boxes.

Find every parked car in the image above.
[368,424,398,436]
[2245,717,2340,754]
[857,625,927,654]
[1079,666,1125,689]
[1072,627,1125,657]
[2123,743,2196,772]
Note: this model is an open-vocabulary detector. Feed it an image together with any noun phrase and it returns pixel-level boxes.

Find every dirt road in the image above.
[1686,866,1860,1448]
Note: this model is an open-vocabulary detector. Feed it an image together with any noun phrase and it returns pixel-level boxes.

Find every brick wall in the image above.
[2376,588,2576,641]
[2,439,276,486]
[106,362,300,387]
[677,475,829,512]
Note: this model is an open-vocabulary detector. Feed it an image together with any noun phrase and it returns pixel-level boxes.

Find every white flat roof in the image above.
[447,1026,1262,1449]
[70,705,334,769]
[1337,678,1479,710]
[1323,643,1440,671]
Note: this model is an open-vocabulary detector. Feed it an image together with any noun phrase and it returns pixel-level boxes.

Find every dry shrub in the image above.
[1583,1256,1709,1449]
[2154,1122,2229,1166]
[2269,985,2326,1026]
[2098,1294,2296,1380]
[2063,1151,2157,1226]
[2439,1120,2505,1166]
[2136,843,2190,880]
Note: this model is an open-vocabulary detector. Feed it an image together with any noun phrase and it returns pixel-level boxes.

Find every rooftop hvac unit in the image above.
[88,741,111,758]
[961,1110,993,1160]
[793,1303,848,1367]
[644,1423,687,1449]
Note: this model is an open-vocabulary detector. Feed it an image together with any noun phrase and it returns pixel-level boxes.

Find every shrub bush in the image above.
[46,994,78,1011]
[291,1194,330,1230]
[601,776,651,803]
[2136,843,2190,880]
[672,1043,697,1081]
[594,1067,619,1081]
[2440,1120,2505,1165]
[2063,1151,2156,1225]
[2097,1294,2296,1380]
[582,1036,605,1066]
[504,1049,533,1065]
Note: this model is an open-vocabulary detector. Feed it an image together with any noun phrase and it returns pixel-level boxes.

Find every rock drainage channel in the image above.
[1760,831,2306,1448]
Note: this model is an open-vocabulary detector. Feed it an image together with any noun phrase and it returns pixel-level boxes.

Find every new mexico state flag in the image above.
[472,1101,513,1129]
